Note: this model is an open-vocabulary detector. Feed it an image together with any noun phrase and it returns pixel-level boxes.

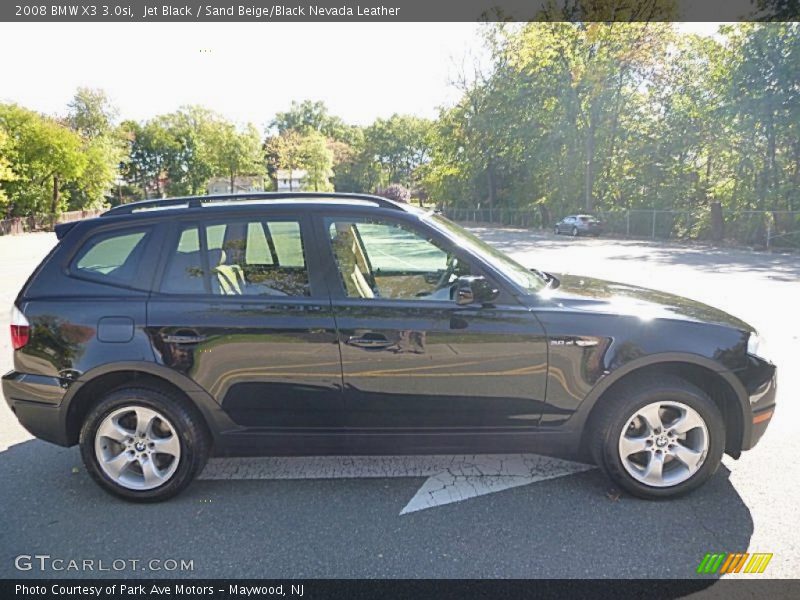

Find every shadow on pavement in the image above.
[0,438,752,587]
[470,227,800,280]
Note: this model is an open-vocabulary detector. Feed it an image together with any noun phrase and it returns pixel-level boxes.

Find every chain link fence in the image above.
[442,207,800,250]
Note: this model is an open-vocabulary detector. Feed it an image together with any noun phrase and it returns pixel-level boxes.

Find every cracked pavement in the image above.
[0,230,797,579]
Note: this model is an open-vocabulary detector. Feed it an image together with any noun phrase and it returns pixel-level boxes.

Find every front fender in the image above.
[563,352,752,454]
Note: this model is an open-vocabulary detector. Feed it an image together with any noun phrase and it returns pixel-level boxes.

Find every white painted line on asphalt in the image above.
[198,454,595,514]
[400,454,594,514]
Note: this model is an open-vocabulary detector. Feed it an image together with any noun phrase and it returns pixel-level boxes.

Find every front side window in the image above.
[161,218,310,297]
[72,227,152,286]
[327,218,470,301]
[426,213,547,294]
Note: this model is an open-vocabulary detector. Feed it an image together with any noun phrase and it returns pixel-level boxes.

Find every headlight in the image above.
[747,332,772,362]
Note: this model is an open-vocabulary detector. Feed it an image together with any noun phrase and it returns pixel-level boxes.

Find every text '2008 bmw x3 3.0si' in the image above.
[2,193,777,501]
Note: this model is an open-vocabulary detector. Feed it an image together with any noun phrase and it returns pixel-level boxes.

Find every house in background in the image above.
[207,175,265,195]
[274,169,307,192]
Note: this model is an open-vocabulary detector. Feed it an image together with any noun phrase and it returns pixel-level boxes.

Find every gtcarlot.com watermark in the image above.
[14,554,194,573]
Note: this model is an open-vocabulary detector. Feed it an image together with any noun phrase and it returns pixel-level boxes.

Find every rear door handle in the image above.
[347,334,393,349]
[161,334,207,344]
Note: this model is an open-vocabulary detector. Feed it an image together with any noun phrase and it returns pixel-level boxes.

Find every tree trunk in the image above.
[584,124,595,213]
[51,175,60,222]
[141,169,148,199]
[486,158,497,220]
[230,171,235,194]
[710,201,724,242]
[539,205,551,230]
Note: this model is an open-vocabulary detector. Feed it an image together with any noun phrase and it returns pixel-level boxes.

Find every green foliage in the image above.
[264,130,305,187]
[422,22,800,243]
[298,132,334,192]
[119,107,264,199]
[2,23,799,247]
[158,106,220,196]
[0,128,17,209]
[271,99,358,144]
[0,103,87,216]
[207,121,265,193]
[65,87,124,210]
[67,87,118,139]
[362,115,433,190]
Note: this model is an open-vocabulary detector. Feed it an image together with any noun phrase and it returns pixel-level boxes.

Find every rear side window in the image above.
[72,227,152,287]
[160,218,310,297]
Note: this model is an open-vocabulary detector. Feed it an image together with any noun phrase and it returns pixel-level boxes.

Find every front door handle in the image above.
[347,334,393,349]
[161,334,207,344]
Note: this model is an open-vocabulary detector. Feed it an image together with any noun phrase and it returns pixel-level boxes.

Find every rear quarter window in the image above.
[71,226,153,288]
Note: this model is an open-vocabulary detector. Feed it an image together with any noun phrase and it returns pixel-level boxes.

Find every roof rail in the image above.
[102,192,403,216]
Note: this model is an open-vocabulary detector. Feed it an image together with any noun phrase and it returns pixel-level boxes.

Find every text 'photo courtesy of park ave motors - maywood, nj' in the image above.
[142,4,403,18]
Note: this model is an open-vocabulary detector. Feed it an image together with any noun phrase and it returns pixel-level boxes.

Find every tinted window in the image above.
[72,227,151,286]
[161,218,310,297]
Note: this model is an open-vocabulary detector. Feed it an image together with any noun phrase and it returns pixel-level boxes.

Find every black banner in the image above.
[5,579,800,600]
[2,0,799,23]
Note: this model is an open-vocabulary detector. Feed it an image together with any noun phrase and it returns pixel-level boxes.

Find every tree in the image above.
[119,119,178,199]
[264,130,305,190]
[331,127,383,193]
[0,128,17,211]
[271,99,357,143]
[65,88,124,209]
[363,115,434,190]
[299,132,334,192]
[159,106,220,196]
[503,22,673,212]
[0,104,86,217]
[67,87,118,139]
[208,122,264,193]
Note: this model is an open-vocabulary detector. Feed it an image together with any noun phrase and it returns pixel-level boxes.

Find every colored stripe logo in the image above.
[697,552,773,574]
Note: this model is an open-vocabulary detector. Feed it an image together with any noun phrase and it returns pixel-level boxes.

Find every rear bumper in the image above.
[737,357,777,452]
[2,370,71,446]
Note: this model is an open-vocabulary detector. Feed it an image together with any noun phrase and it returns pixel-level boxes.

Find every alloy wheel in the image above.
[94,405,181,490]
[617,401,709,488]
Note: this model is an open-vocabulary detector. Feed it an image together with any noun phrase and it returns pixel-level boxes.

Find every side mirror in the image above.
[455,276,500,306]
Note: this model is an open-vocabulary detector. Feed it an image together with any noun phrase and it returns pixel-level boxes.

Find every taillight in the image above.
[10,305,30,350]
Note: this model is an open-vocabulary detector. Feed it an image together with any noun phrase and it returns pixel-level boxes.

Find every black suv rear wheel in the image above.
[79,387,209,502]
[590,375,725,498]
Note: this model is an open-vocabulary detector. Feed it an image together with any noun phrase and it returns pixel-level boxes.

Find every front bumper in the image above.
[737,356,777,452]
[2,370,71,446]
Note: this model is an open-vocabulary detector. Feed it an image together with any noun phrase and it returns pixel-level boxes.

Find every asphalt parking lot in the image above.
[0,228,798,580]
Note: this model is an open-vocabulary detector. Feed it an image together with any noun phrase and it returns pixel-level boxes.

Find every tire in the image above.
[589,375,724,499]
[79,387,210,502]
[554,225,560,235]
[571,226,579,237]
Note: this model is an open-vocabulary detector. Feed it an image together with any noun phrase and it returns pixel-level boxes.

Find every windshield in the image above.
[426,213,547,294]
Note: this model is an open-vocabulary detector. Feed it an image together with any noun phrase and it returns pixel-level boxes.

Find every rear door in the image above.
[146,210,343,432]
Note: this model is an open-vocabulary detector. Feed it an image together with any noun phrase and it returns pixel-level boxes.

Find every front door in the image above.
[317,213,548,431]
[147,211,343,432]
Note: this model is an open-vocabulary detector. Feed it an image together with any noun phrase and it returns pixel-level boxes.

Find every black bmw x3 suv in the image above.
[3,193,776,501]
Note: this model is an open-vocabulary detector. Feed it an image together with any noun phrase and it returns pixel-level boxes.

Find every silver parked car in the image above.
[554,214,604,237]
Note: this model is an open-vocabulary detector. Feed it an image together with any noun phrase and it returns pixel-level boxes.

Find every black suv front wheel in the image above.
[79,387,210,502]
[591,375,725,498]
